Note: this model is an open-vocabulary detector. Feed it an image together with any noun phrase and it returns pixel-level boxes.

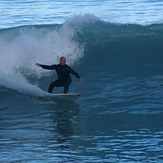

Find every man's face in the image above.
[60,57,66,66]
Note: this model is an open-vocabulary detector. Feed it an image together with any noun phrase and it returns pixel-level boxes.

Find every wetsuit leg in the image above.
[48,81,56,93]
[48,80,62,93]
[64,80,71,94]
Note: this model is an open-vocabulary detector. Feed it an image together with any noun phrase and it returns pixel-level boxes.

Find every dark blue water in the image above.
[0,1,163,162]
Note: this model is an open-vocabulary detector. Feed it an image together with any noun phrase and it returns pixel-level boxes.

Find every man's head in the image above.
[60,56,66,66]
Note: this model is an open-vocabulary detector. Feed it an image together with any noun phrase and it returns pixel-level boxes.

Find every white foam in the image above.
[64,14,99,26]
[0,71,49,96]
[0,16,86,96]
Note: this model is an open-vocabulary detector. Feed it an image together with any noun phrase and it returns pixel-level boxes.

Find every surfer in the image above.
[35,56,83,94]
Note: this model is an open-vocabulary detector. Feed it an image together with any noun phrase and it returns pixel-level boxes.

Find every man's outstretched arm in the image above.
[69,68,84,82]
[35,63,56,70]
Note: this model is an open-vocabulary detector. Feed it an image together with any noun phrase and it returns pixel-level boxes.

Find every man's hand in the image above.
[79,77,84,82]
[35,63,41,67]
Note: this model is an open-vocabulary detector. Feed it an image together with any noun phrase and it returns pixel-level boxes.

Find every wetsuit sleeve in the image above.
[69,67,80,79]
[40,64,57,70]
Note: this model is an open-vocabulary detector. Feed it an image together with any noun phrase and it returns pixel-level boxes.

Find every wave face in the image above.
[0,15,163,95]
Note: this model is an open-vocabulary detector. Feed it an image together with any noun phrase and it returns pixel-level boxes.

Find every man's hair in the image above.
[60,56,66,61]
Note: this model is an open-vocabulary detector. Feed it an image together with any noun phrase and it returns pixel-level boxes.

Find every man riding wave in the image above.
[36,56,83,94]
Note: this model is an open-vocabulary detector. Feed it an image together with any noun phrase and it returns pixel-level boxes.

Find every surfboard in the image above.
[40,93,81,101]
[53,93,81,101]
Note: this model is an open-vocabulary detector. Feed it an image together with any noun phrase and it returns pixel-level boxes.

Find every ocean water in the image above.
[0,0,163,162]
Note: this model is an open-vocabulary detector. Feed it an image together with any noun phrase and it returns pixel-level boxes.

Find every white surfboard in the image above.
[40,93,81,101]
[53,93,81,101]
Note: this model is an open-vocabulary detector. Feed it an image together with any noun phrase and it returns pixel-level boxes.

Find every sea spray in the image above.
[0,15,99,95]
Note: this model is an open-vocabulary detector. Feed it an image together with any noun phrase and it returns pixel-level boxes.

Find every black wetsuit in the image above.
[40,64,80,93]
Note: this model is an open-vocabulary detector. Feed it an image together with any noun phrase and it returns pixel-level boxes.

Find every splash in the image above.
[0,14,97,95]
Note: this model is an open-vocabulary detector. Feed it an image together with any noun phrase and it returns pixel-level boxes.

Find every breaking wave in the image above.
[0,14,163,96]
